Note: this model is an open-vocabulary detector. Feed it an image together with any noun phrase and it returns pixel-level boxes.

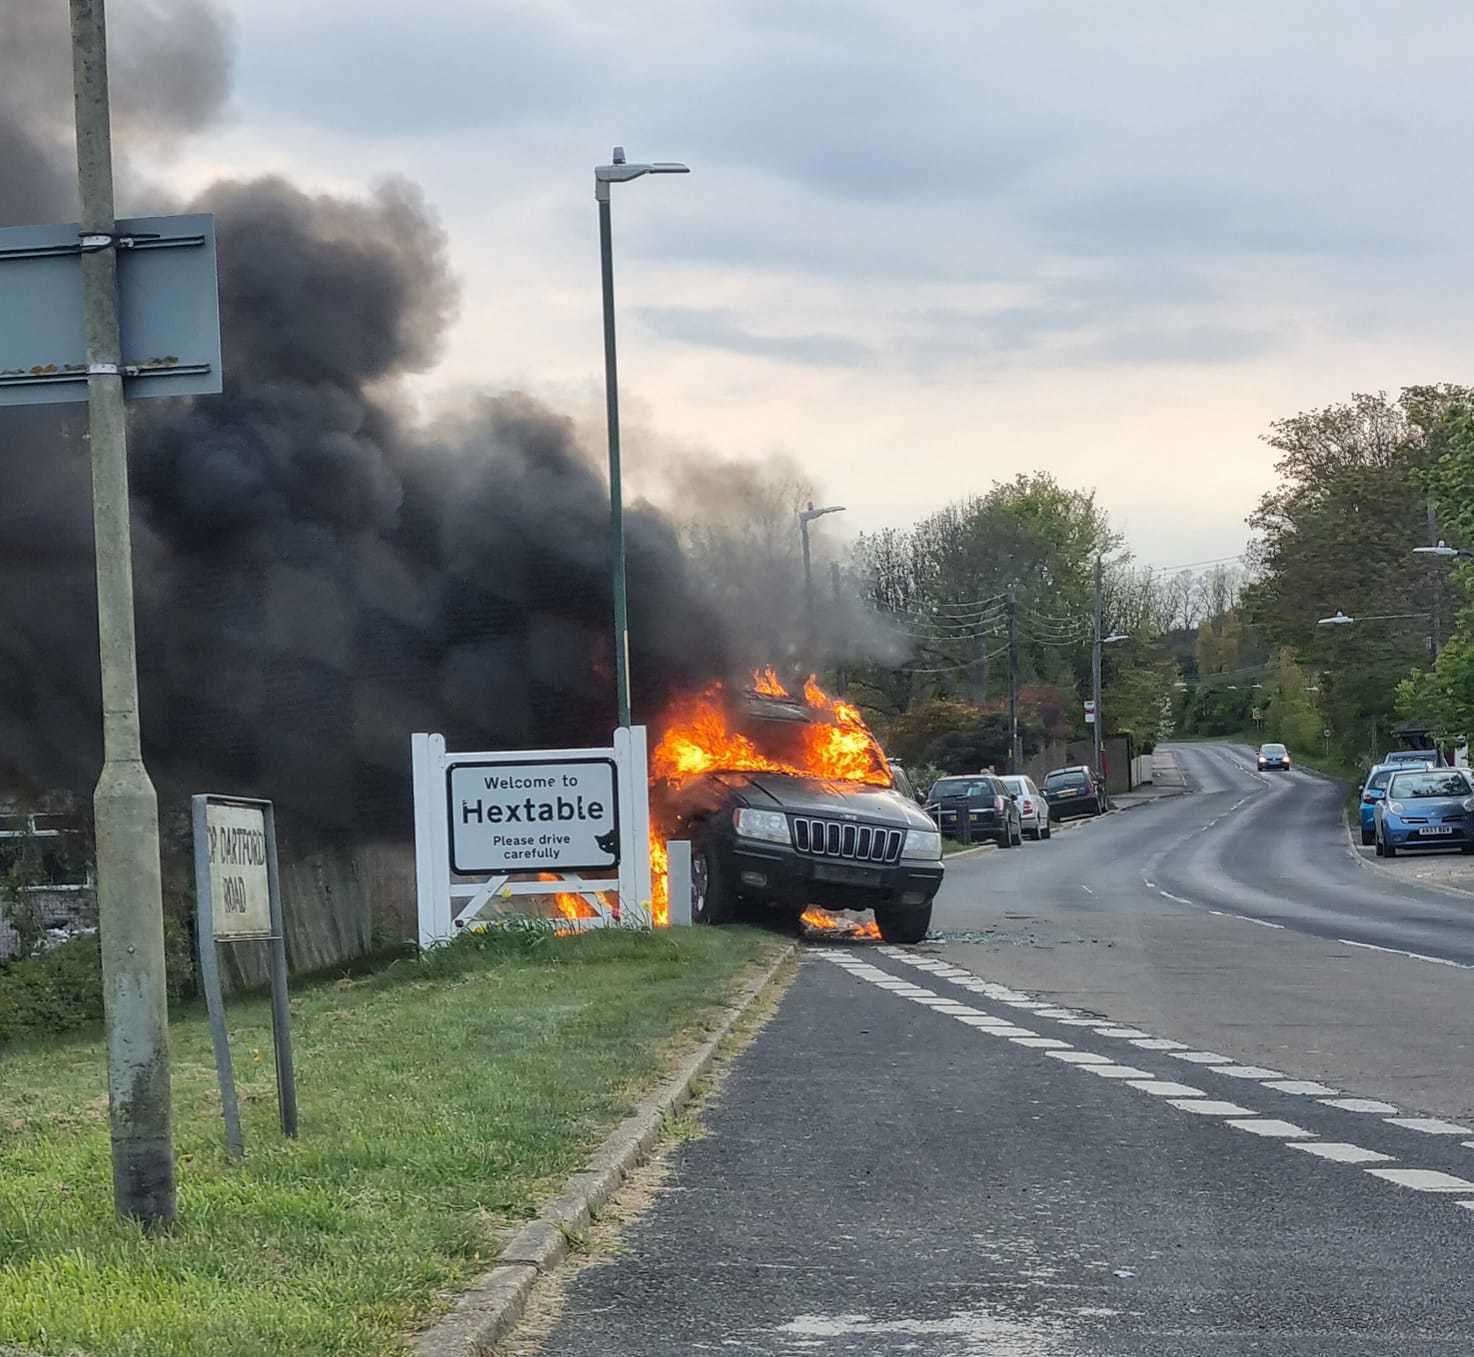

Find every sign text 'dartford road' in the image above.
[449,759,619,874]
[206,801,272,939]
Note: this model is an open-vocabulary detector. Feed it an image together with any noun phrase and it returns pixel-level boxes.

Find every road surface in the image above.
[523,741,1474,1354]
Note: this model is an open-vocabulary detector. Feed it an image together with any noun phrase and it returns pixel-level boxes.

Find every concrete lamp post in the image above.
[595,147,689,728]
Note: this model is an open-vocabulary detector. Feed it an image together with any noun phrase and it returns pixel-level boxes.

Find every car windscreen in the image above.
[1388,751,1436,763]
[1001,777,1028,794]
[1389,771,1470,799]
[1045,772,1088,790]
[1367,770,1393,791]
[931,778,992,800]
[1261,745,1286,757]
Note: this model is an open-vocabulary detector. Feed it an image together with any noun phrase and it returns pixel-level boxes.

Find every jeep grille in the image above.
[791,818,903,864]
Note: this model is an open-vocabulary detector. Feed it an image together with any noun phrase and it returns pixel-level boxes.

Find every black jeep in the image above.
[657,696,944,943]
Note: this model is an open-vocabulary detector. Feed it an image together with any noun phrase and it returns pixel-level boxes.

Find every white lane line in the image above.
[1239,917,1286,930]
[1172,1051,1232,1064]
[1337,938,1474,969]
[1035,1009,1082,1019]
[1227,1119,1314,1139]
[1094,1027,1154,1038]
[1127,1080,1207,1098]
[1012,1037,1072,1049]
[1168,1099,1256,1116]
[1367,1168,1474,1193]
[1081,885,1095,895]
[1080,1065,1159,1080]
[1321,1097,1400,1114]
[1131,1038,1188,1051]
[1292,1142,1396,1164]
[1055,1017,1106,1026]
[1143,879,1156,888]
[1158,890,1196,907]
[1213,1065,1284,1080]
[1262,1080,1340,1096]
[1384,1117,1474,1136]
[1207,909,1225,916]
[1048,1051,1113,1065]
[956,1020,1034,1033]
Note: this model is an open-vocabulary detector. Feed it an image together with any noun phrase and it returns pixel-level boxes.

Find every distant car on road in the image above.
[925,774,1022,848]
[1374,767,1474,857]
[1041,765,1105,821]
[1359,761,1431,845]
[1383,748,1446,768]
[1000,775,1051,841]
[1257,742,1292,771]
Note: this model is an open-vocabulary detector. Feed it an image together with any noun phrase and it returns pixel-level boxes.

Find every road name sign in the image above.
[449,758,617,874]
[191,795,297,1157]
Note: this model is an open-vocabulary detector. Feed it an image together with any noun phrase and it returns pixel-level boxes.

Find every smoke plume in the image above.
[0,2,743,835]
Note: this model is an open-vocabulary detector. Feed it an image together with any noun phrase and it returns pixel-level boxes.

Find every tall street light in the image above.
[595,147,689,728]
[1318,608,1437,659]
[1413,540,1474,560]
[798,502,846,613]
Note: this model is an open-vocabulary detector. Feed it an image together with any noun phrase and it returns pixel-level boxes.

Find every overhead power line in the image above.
[899,642,1011,675]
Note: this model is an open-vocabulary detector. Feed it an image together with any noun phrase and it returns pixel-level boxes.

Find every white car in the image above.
[1001,775,1051,841]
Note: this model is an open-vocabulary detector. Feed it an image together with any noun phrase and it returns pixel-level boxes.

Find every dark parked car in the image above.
[1257,742,1291,771]
[1041,765,1105,820]
[1374,767,1474,857]
[1383,748,1446,768]
[924,774,1022,848]
[658,695,944,943]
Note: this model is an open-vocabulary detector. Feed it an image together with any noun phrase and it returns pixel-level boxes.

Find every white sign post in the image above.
[191,795,297,1158]
[413,727,654,949]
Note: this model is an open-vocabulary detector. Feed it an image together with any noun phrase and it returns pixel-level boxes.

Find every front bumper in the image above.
[1381,820,1474,847]
[729,839,944,912]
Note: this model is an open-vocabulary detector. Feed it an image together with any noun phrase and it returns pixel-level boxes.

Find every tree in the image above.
[1243,387,1472,757]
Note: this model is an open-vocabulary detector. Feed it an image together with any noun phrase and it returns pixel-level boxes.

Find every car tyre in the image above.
[690,837,737,925]
[876,902,932,944]
[1041,822,1052,840]
[1383,836,1398,859]
[1360,827,1375,846]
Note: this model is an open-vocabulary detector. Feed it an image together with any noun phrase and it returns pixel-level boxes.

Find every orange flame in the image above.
[799,906,882,940]
[651,669,891,788]
[536,872,602,926]
[649,833,669,928]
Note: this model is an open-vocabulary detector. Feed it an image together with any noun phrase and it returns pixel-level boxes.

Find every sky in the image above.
[149,0,1474,569]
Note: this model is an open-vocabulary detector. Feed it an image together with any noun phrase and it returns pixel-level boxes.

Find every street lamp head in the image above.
[1317,610,1355,626]
[1413,540,1465,559]
[1101,633,1130,645]
[596,150,691,199]
[799,503,847,524]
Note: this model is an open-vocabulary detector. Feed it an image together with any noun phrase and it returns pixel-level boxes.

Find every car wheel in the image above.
[996,829,1012,848]
[1026,826,1040,841]
[1383,836,1398,859]
[1041,822,1052,840]
[690,837,736,925]
[1361,828,1374,846]
[1011,819,1023,846]
[876,902,932,944]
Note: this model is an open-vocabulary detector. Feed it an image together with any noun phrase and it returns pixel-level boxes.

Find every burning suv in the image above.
[652,675,944,943]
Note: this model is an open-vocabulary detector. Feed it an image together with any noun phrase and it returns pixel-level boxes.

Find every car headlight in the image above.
[733,808,790,844]
[903,828,943,861]
[1463,797,1474,813]
[1386,800,1405,816]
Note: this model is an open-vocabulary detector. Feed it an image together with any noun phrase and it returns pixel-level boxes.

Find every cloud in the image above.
[637,307,872,367]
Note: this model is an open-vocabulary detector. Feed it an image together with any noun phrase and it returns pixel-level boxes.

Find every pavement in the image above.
[518,740,1474,1355]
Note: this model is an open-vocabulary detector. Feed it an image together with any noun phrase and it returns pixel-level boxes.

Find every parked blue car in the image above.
[1374,767,1474,857]
[1358,762,1430,845]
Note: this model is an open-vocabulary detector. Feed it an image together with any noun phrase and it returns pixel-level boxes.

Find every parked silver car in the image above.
[1000,775,1051,841]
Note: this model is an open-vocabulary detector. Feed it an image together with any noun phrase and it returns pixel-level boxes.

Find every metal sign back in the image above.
[0,213,222,406]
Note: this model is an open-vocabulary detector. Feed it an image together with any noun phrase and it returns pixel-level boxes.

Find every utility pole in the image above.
[1428,496,1442,659]
[1092,556,1105,804]
[69,0,175,1226]
[830,562,846,694]
[1006,586,1020,773]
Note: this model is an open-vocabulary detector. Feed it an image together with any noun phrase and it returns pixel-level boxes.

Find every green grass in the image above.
[0,926,777,1357]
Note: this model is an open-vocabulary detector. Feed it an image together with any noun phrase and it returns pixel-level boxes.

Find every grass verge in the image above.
[0,925,778,1357]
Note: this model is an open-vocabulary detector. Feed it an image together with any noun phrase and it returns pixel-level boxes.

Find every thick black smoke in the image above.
[0,4,725,833]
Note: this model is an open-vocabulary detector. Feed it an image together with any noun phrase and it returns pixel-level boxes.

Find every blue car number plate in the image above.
[1418,826,1455,836]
